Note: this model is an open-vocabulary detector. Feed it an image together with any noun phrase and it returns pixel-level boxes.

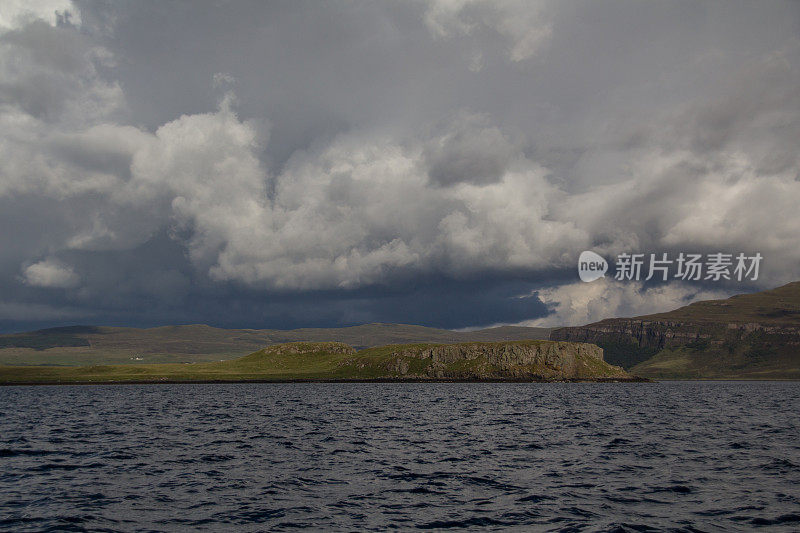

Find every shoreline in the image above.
[5,377,798,386]
[0,376,652,386]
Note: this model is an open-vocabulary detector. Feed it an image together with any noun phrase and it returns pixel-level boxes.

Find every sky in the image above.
[0,0,798,333]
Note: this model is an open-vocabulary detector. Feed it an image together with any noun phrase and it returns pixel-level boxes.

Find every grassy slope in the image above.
[0,340,629,384]
[0,323,551,366]
[644,281,800,324]
[0,343,356,383]
[631,345,800,380]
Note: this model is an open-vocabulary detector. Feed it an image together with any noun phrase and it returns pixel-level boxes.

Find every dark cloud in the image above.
[424,113,518,187]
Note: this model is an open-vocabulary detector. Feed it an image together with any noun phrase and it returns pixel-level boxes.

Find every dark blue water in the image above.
[1,382,798,531]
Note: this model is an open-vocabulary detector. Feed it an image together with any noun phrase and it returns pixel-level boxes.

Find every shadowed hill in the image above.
[0,323,551,366]
[551,281,800,379]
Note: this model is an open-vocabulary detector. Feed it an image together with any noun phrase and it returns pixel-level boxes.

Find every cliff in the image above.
[550,282,800,379]
[337,340,634,381]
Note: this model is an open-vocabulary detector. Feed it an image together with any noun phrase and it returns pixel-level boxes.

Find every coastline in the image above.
[0,376,652,386]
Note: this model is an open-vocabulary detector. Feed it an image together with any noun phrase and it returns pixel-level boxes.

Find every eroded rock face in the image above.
[551,319,800,369]
[554,320,800,348]
[383,341,628,380]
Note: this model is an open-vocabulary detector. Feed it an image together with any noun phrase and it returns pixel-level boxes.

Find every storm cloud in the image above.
[0,0,798,332]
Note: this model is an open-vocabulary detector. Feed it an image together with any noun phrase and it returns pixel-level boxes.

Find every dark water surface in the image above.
[1,382,798,531]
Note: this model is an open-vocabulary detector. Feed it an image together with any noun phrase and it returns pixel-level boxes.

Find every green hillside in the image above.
[0,340,636,384]
[0,323,551,366]
[645,281,800,324]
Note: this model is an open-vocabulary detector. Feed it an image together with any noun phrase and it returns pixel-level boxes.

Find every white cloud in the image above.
[4,52,800,295]
[0,0,78,31]
[524,279,731,327]
[22,258,80,289]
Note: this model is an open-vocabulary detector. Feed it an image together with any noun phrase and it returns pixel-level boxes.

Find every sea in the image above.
[1,381,798,531]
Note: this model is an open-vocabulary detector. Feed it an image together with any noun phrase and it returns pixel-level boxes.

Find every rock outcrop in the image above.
[342,340,635,381]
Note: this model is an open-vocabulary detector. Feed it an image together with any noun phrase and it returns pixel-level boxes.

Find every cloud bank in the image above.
[0,1,798,331]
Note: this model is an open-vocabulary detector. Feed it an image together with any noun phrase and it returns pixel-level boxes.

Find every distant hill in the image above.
[0,323,551,366]
[0,340,636,384]
[550,281,800,379]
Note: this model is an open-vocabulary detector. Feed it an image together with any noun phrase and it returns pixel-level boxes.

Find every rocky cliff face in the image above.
[343,341,634,381]
[552,320,800,353]
[550,282,800,378]
[550,319,708,368]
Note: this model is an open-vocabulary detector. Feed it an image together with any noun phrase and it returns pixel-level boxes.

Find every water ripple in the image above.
[0,381,798,531]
